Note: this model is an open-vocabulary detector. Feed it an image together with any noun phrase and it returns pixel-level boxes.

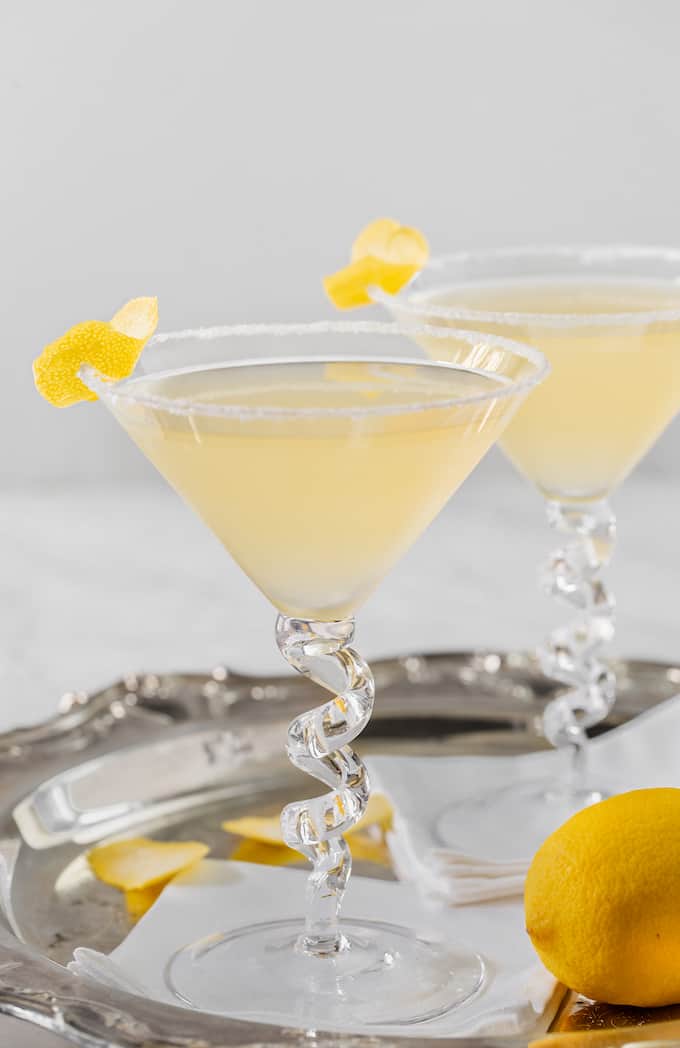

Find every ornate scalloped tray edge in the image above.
[1,650,679,1048]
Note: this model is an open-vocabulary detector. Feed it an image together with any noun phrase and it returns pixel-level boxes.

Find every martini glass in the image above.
[82,321,547,1030]
[378,246,680,856]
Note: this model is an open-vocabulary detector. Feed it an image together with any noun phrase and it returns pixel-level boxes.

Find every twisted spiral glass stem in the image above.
[539,499,617,785]
[276,615,374,957]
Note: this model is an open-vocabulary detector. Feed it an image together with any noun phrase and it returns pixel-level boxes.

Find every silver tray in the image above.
[1,650,679,1048]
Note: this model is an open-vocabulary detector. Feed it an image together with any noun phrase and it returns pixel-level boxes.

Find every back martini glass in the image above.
[379,246,680,857]
[83,321,547,1030]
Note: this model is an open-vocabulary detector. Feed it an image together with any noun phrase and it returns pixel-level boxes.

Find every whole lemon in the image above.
[525,787,680,1006]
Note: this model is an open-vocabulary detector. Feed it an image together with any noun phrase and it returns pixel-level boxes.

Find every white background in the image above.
[4,0,680,483]
[3,4,680,1044]
[2,0,680,750]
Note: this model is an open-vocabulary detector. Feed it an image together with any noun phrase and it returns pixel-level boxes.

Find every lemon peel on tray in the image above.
[124,883,166,919]
[350,217,429,267]
[227,830,390,869]
[222,792,392,844]
[223,793,393,868]
[88,837,209,918]
[323,217,429,309]
[33,296,158,408]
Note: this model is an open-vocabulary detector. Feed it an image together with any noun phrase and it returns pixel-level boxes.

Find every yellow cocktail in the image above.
[110,359,516,619]
[382,248,680,855]
[420,277,680,502]
[85,321,547,1027]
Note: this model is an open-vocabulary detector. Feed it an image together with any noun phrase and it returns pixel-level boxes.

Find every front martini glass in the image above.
[83,321,547,1030]
[379,246,680,856]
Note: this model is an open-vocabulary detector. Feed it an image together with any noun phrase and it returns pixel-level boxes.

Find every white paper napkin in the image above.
[69,859,559,1038]
[367,693,680,904]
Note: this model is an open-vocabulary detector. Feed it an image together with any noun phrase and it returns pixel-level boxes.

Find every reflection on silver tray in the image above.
[1,650,678,1047]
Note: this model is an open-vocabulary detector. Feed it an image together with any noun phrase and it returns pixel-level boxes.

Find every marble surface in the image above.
[1,460,678,1045]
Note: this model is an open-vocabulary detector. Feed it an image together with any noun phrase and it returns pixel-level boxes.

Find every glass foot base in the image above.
[436,779,612,859]
[165,917,485,1029]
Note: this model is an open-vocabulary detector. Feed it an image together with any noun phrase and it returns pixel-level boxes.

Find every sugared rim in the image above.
[80,320,549,419]
[374,244,680,327]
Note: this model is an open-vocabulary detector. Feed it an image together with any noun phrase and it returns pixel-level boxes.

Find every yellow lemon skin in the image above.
[125,883,165,920]
[323,256,420,309]
[227,832,389,869]
[222,792,392,845]
[110,296,158,339]
[88,838,209,891]
[33,296,158,407]
[351,217,429,267]
[324,217,428,309]
[525,788,680,1007]
[33,321,145,408]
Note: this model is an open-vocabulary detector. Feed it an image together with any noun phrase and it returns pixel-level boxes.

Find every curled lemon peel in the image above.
[110,296,158,339]
[33,296,158,408]
[88,837,209,891]
[324,218,429,310]
[350,218,429,267]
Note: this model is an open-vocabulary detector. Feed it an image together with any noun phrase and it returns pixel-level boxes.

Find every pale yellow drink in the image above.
[109,359,516,619]
[415,279,680,501]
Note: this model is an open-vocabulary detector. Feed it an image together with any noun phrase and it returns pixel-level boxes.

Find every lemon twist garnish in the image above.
[33,296,158,408]
[324,218,429,309]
